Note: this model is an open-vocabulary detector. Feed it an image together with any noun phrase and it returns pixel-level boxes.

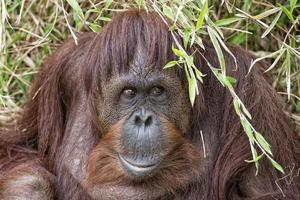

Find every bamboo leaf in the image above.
[215,17,241,26]
[261,10,282,38]
[279,4,294,22]
[183,28,191,49]
[266,155,285,174]
[241,118,254,140]
[226,76,237,84]
[163,5,174,20]
[66,0,84,19]
[248,49,282,73]
[98,17,111,22]
[255,132,273,156]
[290,0,297,12]
[285,50,291,100]
[135,0,144,8]
[188,76,197,106]
[252,7,280,20]
[86,22,101,32]
[172,47,186,57]
[265,48,285,72]
[207,27,226,74]
[196,0,208,29]
[233,98,241,115]
[245,153,264,163]
[164,60,178,69]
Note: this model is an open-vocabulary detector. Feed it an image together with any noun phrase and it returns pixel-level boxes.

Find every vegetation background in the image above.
[0,0,299,171]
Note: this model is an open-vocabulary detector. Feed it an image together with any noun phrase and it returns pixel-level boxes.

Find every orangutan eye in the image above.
[122,88,136,98]
[151,86,165,96]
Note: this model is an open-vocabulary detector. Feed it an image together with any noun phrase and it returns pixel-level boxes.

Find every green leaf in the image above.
[268,156,285,174]
[249,49,282,73]
[183,28,191,49]
[241,118,254,141]
[265,48,285,72]
[240,103,252,120]
[245,153,264,163]
[261,11,282,38]
[226,76,237,84]
[66,0,84,19]
[249,144,259,173]
[135,0,144,8]
[194,68,204,82]
[233,98,241,115]
[98,17,111,22]
[278,4,294,22]
[163,5,174,20]
[290,0,297,12]
[207,27,226,74]
[195,36,204,49]
[86,22,101,32]
[186,55,194,68]
[255,132,273,156]
[104,0,113,9]
[188,75,197,106]
[230,33,246,45]
[215,17,241,26]
[196,0,208,30]
[164,60,178,69]
[261,10,282,38]
[184,65,196,106]
[172,47,186,57]
[296,100,300,112]
[252,7,280,20]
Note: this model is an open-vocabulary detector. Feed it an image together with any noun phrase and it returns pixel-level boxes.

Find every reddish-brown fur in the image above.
[86,119,200,194]
[0,9,299,200]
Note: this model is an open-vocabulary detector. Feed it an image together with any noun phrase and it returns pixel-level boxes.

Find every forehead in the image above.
[106,41,179,81]
[97,33,185,92]
[127,42,151,77]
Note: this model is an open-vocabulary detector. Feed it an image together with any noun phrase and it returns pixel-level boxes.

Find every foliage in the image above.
[0,0,299,174]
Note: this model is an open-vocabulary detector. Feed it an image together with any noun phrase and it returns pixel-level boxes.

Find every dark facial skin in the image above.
[98,53,192,180]
[53,43,198,200]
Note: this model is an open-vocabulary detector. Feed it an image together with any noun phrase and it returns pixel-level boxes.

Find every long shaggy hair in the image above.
[0,9,299,200]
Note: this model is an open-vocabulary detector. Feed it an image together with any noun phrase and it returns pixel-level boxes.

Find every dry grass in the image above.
[0,0,299,131]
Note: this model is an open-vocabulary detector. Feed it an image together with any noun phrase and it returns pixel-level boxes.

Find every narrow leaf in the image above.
[163,5,174,20]
[164,60,178,69]
[290,0,297,12]
[255,132,273,156]
[285,50,291,100]
[86,22,101,32]
[172,47,186,57]
[215,17,241,26]
[241,118,254,140]
[267,156,285,174]
[252,7,280,20]
[196,0,208,29]
[279,4,294,22]
[245,153,264,163]
[261,10,282,38]
[207,27,226,74]
[98,17,111,22]
[265,48,285,72]
[248,49,282,73]
[233,98,241,115]
[66,0,84,19]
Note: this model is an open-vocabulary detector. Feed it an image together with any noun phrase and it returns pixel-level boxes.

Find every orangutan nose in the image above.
[119,108,167,178]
